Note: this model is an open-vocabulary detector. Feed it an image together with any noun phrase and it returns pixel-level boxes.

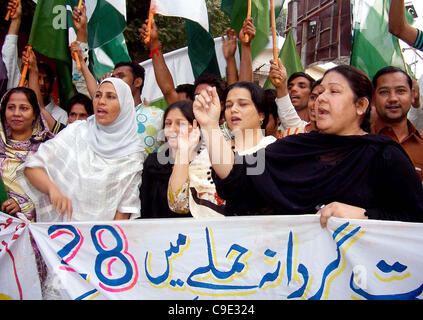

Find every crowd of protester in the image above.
[1,0,423,298]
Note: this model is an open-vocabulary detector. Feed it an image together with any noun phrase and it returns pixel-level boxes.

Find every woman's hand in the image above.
[1,198,21,216]
[193,86,221,131]
[48,184,73,221]
[317,202,367,228]
[176,119,201,163]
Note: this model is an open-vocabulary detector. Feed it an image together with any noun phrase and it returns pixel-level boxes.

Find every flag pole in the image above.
[18,45,32,87]
[144,5,155,45]
[270,0,281,85]
[244,0,252,42]
[73,0,84,69]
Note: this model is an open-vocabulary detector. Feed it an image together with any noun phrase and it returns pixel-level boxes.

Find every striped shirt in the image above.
[413,28,423,51]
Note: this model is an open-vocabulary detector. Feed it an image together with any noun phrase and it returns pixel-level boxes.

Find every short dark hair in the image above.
[264,89,278,122]
[1,87,41,128]
[194,74,227,102]
[37,62,55,94]
[311,78,322,91]
[114,61,146,93]
[324,65,373,132]
[175,83,195,101]
[224,81,268,129]
[372,66,413,90]
[66,93,94,116]
[287,72,315,88]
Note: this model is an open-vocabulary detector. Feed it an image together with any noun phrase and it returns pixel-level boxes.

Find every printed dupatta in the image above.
[0,111,53,220]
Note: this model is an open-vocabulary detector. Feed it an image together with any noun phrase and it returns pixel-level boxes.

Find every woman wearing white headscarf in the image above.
[18,78,145,222]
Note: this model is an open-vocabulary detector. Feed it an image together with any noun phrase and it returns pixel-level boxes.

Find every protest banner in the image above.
[2,212,423,300]
[0,212,42,300]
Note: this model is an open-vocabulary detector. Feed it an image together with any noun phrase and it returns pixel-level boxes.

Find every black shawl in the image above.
[139,151,192,219]
[213,132,423,222]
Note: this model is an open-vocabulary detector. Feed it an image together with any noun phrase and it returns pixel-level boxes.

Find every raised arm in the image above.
[70,41,98,98]
[389,0,419,46]
[6,0,21,35]
[238,17,255,82]
[167,120,200,213]
[70,4,98,98]
[2,0,22,88]
[270,58,307,130]
[140,18,179,106]
[193,86,234,179]
[222,28,238,85]
[22,49,57,131]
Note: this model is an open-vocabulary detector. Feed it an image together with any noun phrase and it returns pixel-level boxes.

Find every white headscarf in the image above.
[86,77,144,158]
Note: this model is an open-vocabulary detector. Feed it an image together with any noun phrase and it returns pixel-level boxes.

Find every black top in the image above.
[139,151,192,219]
[212,132,423,223]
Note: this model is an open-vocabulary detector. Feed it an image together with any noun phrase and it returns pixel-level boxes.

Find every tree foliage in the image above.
[125,0,231,62]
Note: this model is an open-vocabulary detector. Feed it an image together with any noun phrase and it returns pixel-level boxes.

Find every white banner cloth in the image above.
[0,212,42,300]
[24,215,423,300]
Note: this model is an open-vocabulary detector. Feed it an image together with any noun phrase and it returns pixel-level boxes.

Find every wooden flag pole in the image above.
[18,45,32,87]
[72,0,84,69]
[270,0,280,85]
[244,0,252,43]
[144,6,155,45]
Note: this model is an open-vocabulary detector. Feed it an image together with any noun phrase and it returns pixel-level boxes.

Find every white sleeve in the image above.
[276,95,308,131]
[408,107,423,131]
[117,161,143,219]
[1,35,21,89]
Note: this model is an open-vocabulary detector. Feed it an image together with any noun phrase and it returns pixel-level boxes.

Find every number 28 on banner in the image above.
[48,224,138,293]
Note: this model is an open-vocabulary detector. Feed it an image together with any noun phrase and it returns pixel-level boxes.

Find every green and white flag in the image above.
[66,0,126,48]
[151,0,209,32]
[30,0,74,108]
[152,0,220,79]
[350,0,411,80]
[66,0,131,79]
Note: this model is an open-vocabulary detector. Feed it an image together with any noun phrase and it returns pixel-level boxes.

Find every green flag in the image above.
[263,29,304,89]
[66,0,126,49]
[0,176,9,206]
[30,0,74,109]
[90,33,132,79]
[29,0,70,62]
[185,19,221,79]
[221,0,285,61]
[66,1,130,79]
[350,0,413,80]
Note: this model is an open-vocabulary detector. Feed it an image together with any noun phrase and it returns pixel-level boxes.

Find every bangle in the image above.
[149,45,162,57]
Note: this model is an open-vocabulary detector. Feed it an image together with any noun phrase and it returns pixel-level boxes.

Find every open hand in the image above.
[193,86,221,131]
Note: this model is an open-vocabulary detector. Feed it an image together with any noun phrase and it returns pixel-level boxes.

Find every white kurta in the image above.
[18,121,144,222]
